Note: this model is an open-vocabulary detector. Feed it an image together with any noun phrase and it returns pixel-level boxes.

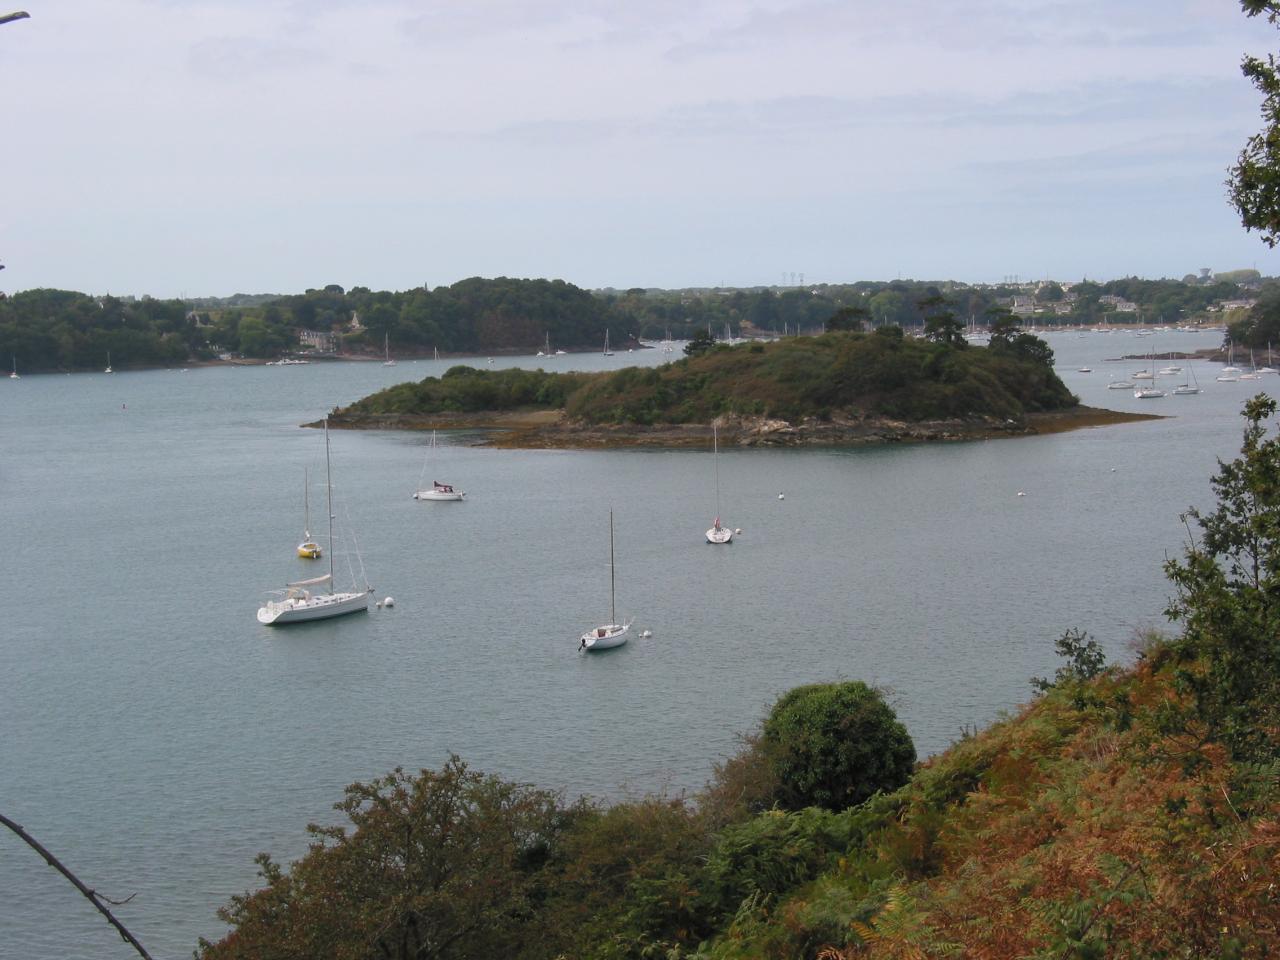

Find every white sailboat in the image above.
[9,355,18,379]
[258,419,371,625]
[1172,362,1201,395]
[1218,343,1241,381]
[579,509,631,651]
[104,352,113,374]
[1240,349,1262,381]
[603,329,614,356]
[706,423,734,544]
[382,333,396,367]
[412,431,465,501]
[297,467,322,558]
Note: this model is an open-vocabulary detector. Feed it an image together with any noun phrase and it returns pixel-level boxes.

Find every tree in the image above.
[1165,394,1280,756]
[985,305,1022,346]
[1229,1,1280,245]
[684,328,716,356]
[199,757,571,960]
[761,681,916,812]
[827,304,869,332]
[918,294,966,347]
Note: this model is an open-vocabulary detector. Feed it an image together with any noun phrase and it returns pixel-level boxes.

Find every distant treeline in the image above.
[342,328,1075,426]
[0,274,1263,372]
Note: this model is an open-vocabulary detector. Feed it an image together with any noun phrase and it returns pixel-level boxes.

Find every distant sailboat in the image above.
[9,355,18,379]
[412,431,465,501]
[706,423,733,544]
[603,329,614,356]
[297,467,322,558]
[104,352,113,374]
[383,333,396,367]
[1172,362,1201,395]
[258,420,371,625]
[579,509,631,651]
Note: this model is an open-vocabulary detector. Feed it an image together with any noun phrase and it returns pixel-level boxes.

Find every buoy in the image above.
[778,493,785,500]
[734,528,742,534]
[383,597,395,608]
[1017,492,1025,497]
[640,629,653,638]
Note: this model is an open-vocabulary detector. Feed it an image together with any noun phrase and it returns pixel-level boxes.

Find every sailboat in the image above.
[706,423,734,544]
[537,333,549,358]
[1218,343,1241,381]
[297,467,322,558]
[104,352,113,374]
[1240,349,1262,381]
[603,329,614,356]
[382,333,396,367]
[1172,362,1201,395]
[412,431,465,501]
[257,419,371,625]
[9,355,18,380]
[579,510,631,651]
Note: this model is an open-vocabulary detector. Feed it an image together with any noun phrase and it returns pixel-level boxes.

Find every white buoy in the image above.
[640,629,653,638]
[778,493,785,500]
[1017,491,1025,497]
[734,528,742,534]
[383,597,395,608]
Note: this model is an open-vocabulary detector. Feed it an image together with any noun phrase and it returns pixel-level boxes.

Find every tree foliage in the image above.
[761,681,916,812]
[1230,1,1280,246]
[1164,393,1280,756]
[198,757,572,960]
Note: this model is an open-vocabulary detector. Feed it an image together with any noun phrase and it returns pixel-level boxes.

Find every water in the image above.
[0,330,1265,958]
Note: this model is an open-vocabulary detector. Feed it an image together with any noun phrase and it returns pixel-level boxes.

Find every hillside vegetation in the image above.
[338,329,1076,427]
[199,398,1280,960]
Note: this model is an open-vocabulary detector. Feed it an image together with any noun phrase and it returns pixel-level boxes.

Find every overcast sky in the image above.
[2,1,1279,297]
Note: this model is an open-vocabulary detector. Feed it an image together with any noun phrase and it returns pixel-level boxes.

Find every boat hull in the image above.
[581,623,630,650]
[257,591,369,625]
[413,490,465,501]
[706,526,733,544]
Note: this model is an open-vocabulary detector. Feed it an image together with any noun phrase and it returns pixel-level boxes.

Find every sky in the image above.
[2,0,1280,298]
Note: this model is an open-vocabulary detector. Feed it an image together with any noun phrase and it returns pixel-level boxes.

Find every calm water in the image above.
[0,330,1269,958]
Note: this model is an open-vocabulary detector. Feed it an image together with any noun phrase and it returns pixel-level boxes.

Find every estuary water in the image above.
[0,328,1271,958]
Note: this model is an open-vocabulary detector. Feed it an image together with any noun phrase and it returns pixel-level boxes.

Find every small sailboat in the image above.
[412,431,465,501]
[1219,343,1241,381]
[579,509,631,651]
[1240,349,1262,381]
[603,329,614,356]
[706,423,733,544]
[537,333,553,358]
[382,333,396,367]
[258,419,371,625]
[9,355,18,380]
[1172,362,1201,395]
[1107,376,1135,389]
[297,467,322,558]
[1134,361,1165,399]
[104,352,113,374]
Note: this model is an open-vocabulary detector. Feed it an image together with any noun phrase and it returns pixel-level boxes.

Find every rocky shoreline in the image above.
[318,405,1158,449]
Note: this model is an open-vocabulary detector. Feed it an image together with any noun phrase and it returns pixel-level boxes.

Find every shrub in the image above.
[762,682,916,812]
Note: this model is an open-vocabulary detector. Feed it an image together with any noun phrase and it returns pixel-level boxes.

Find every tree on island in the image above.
[918,293,967,347]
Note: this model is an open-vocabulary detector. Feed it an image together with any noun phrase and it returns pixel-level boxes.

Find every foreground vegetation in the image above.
[200,395,1280,958]
[338,326,1075,428]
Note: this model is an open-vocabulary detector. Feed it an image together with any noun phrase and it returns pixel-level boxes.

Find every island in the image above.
[320,327,1157,447]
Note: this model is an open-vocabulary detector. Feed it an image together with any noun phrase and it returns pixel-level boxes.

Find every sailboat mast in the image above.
[609,509,616,625]
[303,466,311,538]
[713,424,721,518]
[325,418,335,584]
